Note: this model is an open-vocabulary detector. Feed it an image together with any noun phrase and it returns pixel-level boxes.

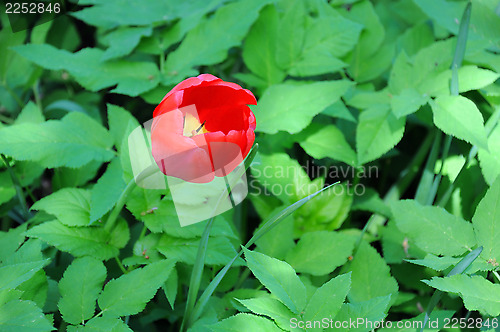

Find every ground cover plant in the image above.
[0,0,500,331]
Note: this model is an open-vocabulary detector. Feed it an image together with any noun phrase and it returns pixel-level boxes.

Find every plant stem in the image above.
[115,256,128,274]
[32,82,42,111]
[1,154,30,220]
[104,178,136,232]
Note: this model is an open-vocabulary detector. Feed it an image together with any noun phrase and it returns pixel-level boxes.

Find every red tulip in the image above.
[151,74,257,183]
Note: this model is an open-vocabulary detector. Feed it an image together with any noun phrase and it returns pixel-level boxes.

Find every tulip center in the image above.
[183,112,209,137]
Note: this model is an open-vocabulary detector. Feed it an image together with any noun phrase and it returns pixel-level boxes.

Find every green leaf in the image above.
[423,275,500,316]
[390,88,429,118]
[31,188,91,227]
[0,223,26,262]
[472,176,500,264]
[391,199,476,256]
[68,316,132,332]
[333,295,391,331]
[243,248,306,314]
[0,112,114,168]
[430,95,488,150]
[90,159,127,223]
[300,125,357,166]
[0,259,49,291]
[156,235,242,266]
[407,253,492,273]
[304,273,351,324]
[17,270,48,309]
[346,241,398,304]
[356,104,406,165]
[274,0,305,70]
[242,5,286,86]
[102,27,152,61]
[107,104,140,151]
[71,0,197,28]
[27,220,119,261]
[479,125,500,186]
[58,257,106,325]
[0,299,54,332]
[251,153,312,204]
[254,80,353,134]
[208,313,281,332]
[13,44,159,96]
[286,231,356,276]
[237,297,298,331]
[97,259,175,317]
[290,13,362,77]
[15,102,45,125]
[164,0,273,84]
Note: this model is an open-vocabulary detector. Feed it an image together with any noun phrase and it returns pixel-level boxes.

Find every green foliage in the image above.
[58,257,107,325]
[98,259,175,317]
[1,0,500,330]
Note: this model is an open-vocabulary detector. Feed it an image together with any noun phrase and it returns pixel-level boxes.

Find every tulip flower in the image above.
[151,74,257,183]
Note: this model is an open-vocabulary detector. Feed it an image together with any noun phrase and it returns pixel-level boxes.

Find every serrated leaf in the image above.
[15,102,45,125]
[430,95,488,150]
[208,313,281,332]
[27,220,118,261]
[423,275,500,316]
[237,297,298,331]
[472,176,500,264]
[346,241,398,304]
[286,231,356,276]
[97,259,175,317]
[304,273,351,324]
[391,199,476,256]
[156,235,242,266]
[0,112,114,168]
[101,26,152,61]
[242,5,285,86]
[300,125,357,166]
[31,188,91,227]
[58,257,106,325]
[254,80,353,134]
[107,104,140,151]
[243,248,306,314]
[0,223,27,262]
[13,44,159,96]
[164,0,273,84]
[0,299,54,332]
[68,316,132,332]
[333,295,391,331]
[274,0,305,70]
[0,259,49,291]
[18,270,48,309]
[90,159,126,223]
[479,125,500,186]
[356,104,406,165]
[390,88,429,118]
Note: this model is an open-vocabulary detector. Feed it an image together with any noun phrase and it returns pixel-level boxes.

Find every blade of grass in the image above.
[415,132,442,205]
[188,182,339,327]
[419,246,482,332]
[181,144,259,331]
[425,1,471,206]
